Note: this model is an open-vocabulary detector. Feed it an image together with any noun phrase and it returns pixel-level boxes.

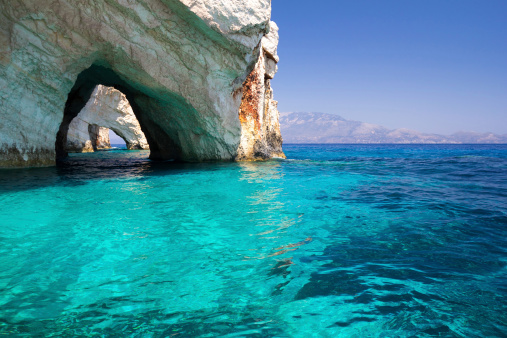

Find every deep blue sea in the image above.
[0,144,506,337]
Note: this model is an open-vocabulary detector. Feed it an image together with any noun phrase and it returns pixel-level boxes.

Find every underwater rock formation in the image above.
[0,0,284,167]
[66,85,149,152]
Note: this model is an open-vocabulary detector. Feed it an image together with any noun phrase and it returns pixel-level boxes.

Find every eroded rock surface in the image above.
[88,125,111,150]
[0,0,284,167]
[237,22,285,160]
[66,85,149,152]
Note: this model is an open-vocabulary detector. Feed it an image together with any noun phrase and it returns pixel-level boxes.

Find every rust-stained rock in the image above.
[236,22,285,161]
[0,1,283,167]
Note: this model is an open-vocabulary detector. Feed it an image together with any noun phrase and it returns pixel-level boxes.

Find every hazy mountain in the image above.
[279,112,507,144]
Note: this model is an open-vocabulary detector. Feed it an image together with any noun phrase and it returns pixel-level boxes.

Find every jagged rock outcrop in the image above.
[67,122,105,153]
[237,21,285,160]
[88,125,111,150]
[66,85,149,152]
[0,0,284,167]
[66,123,111,153]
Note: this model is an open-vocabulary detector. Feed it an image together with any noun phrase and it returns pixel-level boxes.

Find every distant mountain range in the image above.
[279,112,507,144]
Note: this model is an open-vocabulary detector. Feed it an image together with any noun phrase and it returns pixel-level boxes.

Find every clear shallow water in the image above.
[0,144,506,337]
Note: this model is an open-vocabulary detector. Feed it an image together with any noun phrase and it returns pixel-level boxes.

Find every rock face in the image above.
[66,123,110,153]
[66,85,149,152]
[237,22,285,160]
[0,0,284,167]
[88,125,111,150]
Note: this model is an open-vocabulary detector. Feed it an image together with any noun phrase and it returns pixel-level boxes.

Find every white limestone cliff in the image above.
[179,0,271,52]
[237,21,284,160]
[0,0,284,167]
[66,85,149,152]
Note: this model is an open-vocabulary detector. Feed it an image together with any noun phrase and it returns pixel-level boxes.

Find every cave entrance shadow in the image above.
[55,63,182,165]
[0,153,243,193]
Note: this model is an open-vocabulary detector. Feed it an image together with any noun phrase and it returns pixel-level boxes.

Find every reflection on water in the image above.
[0,145,506,337]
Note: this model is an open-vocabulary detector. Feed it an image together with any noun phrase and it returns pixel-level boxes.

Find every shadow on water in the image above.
[0,150,265,193]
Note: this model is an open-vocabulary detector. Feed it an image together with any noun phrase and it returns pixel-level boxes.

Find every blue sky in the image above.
[270,0,507,134]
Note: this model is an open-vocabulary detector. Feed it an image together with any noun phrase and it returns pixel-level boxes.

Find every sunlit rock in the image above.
[237,21,285,160]
[88,125,111,150]
[0,0,284,167]
[66,85,149,152]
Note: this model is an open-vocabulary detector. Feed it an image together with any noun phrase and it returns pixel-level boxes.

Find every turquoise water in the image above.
[0,144,506,337]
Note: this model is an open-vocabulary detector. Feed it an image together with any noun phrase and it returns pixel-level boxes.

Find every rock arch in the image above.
[0,0,284,167]
[66,85,149,153]
[55,64,176,160]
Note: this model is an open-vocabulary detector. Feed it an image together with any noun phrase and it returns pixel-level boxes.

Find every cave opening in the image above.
[64,83,149,153]
[109,129,127,148]
[55,63,183,164]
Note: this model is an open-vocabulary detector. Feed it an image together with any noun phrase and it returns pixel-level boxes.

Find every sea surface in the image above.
[0,144,506,337]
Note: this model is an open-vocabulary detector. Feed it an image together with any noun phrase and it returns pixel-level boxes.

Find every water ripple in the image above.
[0,145,506,336]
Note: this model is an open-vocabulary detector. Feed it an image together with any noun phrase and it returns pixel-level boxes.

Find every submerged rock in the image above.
[66,85,149,152]
[0,0,284,167]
